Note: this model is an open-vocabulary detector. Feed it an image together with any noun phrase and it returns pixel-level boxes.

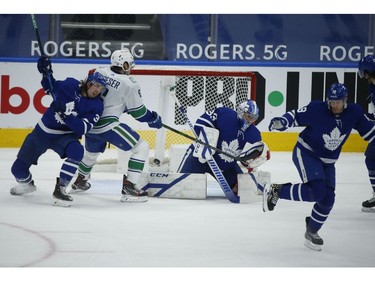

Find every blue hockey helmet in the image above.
[237,100,259,130]
[326,83,348,101]
[358,55,375,78]
[87,72,107,89]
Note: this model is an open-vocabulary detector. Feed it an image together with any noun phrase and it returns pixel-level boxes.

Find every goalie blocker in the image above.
[138,170,270,204]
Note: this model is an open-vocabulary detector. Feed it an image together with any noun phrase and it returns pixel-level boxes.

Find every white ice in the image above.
[0,148,374,277]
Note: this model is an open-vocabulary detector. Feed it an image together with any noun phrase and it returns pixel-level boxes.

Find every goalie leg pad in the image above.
[139,172,207,199]
[237,173,262,204]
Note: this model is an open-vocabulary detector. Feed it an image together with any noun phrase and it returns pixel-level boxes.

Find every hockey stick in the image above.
[30,14,56,101]
[162,123,260,162]
[170,93,239,203]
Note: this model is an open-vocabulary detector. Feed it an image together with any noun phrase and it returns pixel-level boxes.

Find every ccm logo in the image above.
[149,173,169,178]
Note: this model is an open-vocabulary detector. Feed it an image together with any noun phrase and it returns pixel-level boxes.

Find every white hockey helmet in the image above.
[111,49,135,73]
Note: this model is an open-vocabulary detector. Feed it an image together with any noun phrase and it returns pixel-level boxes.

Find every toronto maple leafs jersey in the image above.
[35,77,103,138]
[194,107,262,171]
[282,100,375,163]
[366,83,375,121]
[89,66,155,134]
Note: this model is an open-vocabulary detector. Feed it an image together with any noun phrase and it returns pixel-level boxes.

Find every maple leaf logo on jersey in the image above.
[64,101,78,117]
[54,101,78,125]
[322,127,346,151]
[54,112,66,124]
[219,139,241,163]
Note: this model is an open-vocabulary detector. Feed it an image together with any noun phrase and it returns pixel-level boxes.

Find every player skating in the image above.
[264,83,375,251]
[71,49,162,202]
[357,55,375,212]
[10,56,105,207]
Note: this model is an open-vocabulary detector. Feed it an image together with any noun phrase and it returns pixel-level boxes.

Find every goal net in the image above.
[95,67,257,172]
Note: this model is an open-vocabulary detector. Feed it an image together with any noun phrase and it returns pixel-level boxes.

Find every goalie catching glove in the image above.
[240,141,270,169]
[193,126,219,163]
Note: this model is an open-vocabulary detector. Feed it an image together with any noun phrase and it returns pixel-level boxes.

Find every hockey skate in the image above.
[70,174,91,193]
[121,175,148,203]
[304,217,324,251]
[10,180,37,195]
[53,178,73,207]
[262,183,282,212]
[361,192,375,212]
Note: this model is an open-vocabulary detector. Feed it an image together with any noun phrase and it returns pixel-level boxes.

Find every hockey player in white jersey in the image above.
[71,49,162,202]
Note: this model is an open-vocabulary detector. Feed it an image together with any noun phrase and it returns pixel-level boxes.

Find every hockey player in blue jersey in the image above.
[70,49,162,202]
[10,56,105,207]
[357,55,375,212]
[177,100,270,194]
[264,82,375,251]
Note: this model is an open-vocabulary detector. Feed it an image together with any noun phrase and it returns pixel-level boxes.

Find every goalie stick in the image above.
[30,14,56,101]
[162,123,261,162]
[170,92,240,203]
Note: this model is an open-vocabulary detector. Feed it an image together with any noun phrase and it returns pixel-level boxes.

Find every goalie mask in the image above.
[237,100,259,131]
[111,49,135,74]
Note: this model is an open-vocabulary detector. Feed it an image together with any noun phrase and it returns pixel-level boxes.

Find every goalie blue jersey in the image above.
[282,100,375,162]
[194,106,261,171]
[36,77,104,138]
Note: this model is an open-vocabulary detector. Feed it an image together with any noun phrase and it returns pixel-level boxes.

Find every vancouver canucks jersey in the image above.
[194,107,261,171]
[90,66,153,134]
[282,100,375,162]
[36,77,103,138]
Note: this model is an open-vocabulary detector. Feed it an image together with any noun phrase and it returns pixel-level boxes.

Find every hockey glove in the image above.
[193,128,216,163]
[147,111,162,129]
[268,117,288,131]
[37,56,53,77]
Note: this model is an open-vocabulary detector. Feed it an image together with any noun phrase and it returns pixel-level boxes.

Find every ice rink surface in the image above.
[0,148,374,278]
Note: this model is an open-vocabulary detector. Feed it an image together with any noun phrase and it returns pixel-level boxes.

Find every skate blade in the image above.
[120,196,148,203]
[68,188,88,194]
[304,239,322,251]
[361,207,375,213]
[53,199,72,207]
[10,186,36,196]
[262,184,269,212]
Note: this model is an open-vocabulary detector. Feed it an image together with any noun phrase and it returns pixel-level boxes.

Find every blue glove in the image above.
[147,111,162,129]
[37,56,53,76]
[268,117,288,131]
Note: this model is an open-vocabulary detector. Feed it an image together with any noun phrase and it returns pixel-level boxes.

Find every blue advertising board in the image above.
[0,14,372,64]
